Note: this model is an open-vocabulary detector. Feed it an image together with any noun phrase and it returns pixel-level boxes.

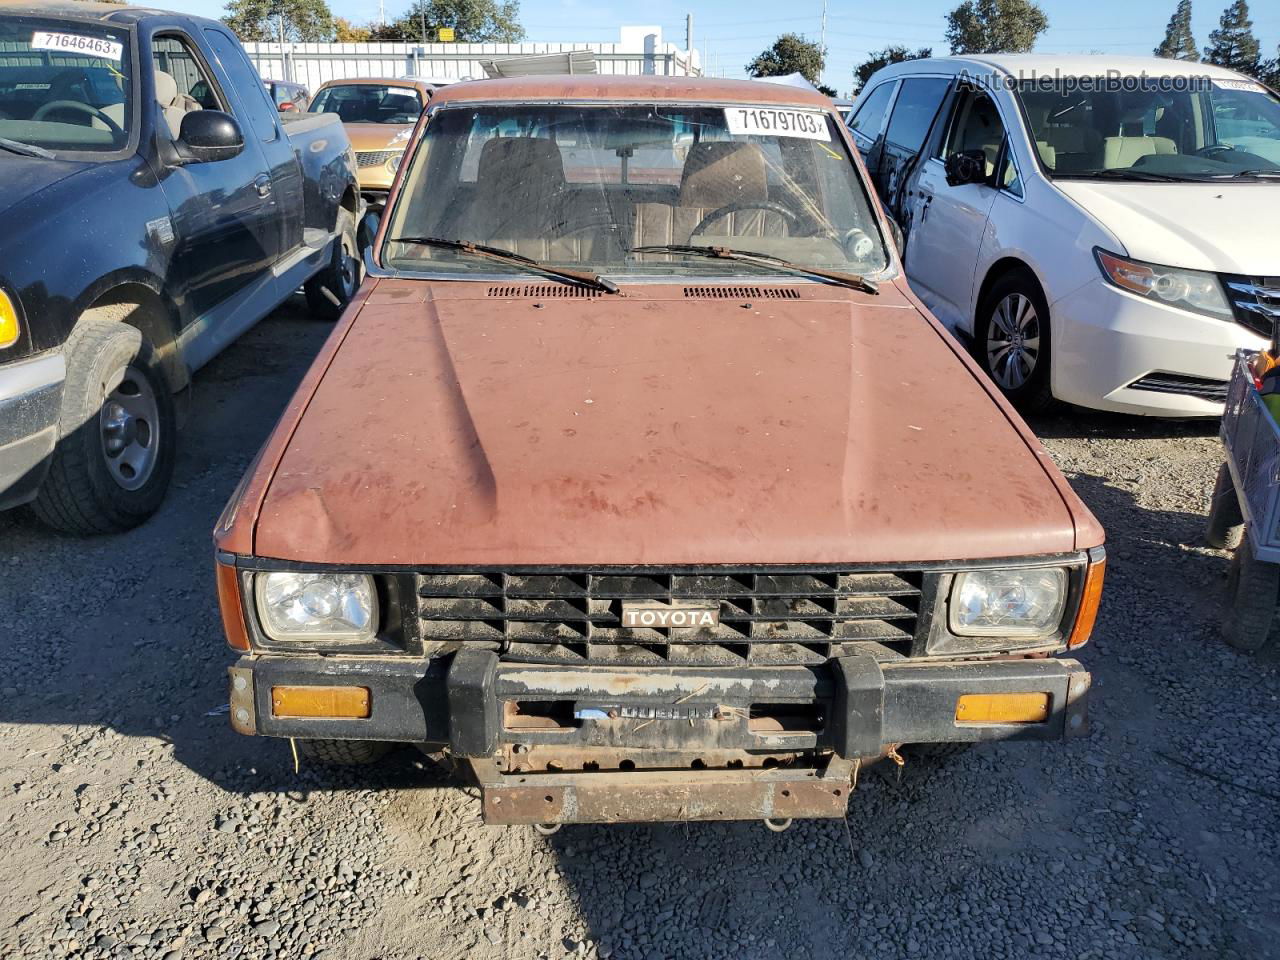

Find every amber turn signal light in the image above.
[1068,555,1106,649]
[216,560,250,652]
[955,692,1051,725]
[271,685,371,719]
[0,290,20,349]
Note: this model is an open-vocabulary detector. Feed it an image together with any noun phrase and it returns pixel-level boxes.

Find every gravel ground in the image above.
[1,303,1278,960]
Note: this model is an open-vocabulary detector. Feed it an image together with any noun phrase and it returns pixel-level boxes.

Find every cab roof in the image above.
[316,76,439,91]
[0,0,220,28]
[428,74,835,109]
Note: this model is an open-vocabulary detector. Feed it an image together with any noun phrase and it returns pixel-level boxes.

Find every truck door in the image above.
[202,28,303,259]
[147,31,279,342]
[902,86,1006,333]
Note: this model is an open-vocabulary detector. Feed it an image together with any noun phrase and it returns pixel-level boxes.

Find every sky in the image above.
[172,0,1280,96]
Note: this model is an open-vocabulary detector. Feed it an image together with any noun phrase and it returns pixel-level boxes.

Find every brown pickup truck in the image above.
[215,76,1106,830]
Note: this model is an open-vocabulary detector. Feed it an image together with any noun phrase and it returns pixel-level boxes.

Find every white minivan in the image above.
[847,55,1279,416]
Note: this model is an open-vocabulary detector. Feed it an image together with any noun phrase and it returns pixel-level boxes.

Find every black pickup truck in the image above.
[0,0,361,534]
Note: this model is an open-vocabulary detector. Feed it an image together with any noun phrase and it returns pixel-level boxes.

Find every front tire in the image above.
[1205,462,1245,550]
[976,272,1054,413]
[305,209,361,321]
[295,739,391,766]
[30,319,176,534]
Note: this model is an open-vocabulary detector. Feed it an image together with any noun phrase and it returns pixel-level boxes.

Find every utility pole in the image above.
[379,0,385,28]
[275,3,290,81]
[420,5,427,43]
[818,0,828,87]
[686,13,693,73]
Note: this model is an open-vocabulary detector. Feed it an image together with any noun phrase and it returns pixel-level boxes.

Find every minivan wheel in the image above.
[977,272,1054,413]
[305,209,361,320]
[30,319,176,534]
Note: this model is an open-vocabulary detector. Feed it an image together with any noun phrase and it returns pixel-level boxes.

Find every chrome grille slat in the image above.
[417,568,922,665]
[1225,275,1280,338]
[355,149,397,167]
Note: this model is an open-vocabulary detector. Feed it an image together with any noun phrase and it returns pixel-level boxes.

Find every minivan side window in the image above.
[883,78,951,156]
[848,81,896,146]
[941,89,1006,177]
[203,29,279,142]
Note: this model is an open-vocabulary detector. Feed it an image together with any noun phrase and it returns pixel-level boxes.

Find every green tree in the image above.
[1204,1,1261,75]
[1155,0,1199,60]
[945,0,1049,55]
[370,0,524,42]
[223,0,335,42]
[852,45,932,94]
[746,33,834,94]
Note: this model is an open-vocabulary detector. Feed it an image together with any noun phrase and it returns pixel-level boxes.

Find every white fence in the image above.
[243,41,700,90]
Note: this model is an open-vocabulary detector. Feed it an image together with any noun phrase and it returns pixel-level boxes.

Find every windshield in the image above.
[1017,77,1280,180]
[382,103,890,279]
[310,84,422,123]
[0,14,132,153]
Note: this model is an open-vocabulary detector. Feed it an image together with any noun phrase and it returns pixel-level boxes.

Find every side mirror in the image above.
[944,149,989,187]
[176,110,244,163]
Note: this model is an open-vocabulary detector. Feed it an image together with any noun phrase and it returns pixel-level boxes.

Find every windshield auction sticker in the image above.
[725,107,830,140]
[31,31,123,61]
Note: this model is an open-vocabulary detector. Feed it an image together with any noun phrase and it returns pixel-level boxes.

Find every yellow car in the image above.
[308,78,436,207]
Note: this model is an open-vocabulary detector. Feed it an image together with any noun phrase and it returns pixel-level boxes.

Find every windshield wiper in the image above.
[386,237,619,294]
[1060,168,1198,183]
[629,244,879,294]
[0,137,54,159]
[1215,168,1280,180]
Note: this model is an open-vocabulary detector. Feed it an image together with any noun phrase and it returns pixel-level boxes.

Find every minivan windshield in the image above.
[310,84,422,123]
[1017,78,1280,181]
[0,14,133,154]
[383,103,890,279]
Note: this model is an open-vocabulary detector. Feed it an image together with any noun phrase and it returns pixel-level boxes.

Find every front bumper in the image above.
[1051,278,1264,417]
[0,351,64,509]
[230,650,1090,822]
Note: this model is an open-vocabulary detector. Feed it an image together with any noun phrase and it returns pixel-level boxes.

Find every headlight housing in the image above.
[0,289,20,349]
[947,567,1067,638]
[255,571,378,642]
[1095,249,1232,320]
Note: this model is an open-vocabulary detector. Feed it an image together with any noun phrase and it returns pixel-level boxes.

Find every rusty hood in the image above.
[251,281,1091,566]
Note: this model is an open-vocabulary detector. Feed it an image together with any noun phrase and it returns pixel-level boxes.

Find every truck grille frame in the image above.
[414,567,931,666]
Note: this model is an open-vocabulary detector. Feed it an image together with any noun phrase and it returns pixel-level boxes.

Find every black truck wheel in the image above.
[1223,541,1280,653]
[30,319,176,534]
[295,739,391,765]
[305,210,361,321]
[1205,462,1245,550]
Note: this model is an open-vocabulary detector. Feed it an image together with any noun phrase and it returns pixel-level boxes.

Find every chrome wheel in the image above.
[99,364,160,491]
[986,292,1041,390]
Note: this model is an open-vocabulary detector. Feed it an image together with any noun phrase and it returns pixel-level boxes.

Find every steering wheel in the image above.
[691,200,798,238]
[33,100,124,137]
[1195,144,1236,160]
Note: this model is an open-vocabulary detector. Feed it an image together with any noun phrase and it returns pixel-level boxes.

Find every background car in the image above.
[263,78,309,112]
[308,77,437,210]
[848,54,1279,417]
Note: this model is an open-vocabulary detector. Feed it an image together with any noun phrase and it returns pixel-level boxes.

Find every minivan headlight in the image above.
[1095,249,1231,319]
[948,568,1067,637]
[255,571,377,641]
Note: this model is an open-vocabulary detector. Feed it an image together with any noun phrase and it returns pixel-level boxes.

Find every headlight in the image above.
[1095,249,1231,319]
[386,151,403,173]
[255,571,377,641]
[948,567,1067,638]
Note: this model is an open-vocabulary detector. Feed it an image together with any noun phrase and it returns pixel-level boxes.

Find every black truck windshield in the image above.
[383,103,890,279]
[1017,77,1280,181]
[0,15,132,153]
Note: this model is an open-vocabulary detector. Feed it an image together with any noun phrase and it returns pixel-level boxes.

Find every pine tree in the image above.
[1203,0,1261,74]
[1155,0,1199,61]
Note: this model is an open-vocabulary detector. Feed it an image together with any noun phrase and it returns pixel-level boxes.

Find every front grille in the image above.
[416,568,923,666]
[1225,276,1280,338]
[486,285,601,298]
[1128,371,1229,402]
[683,286,801,299]
[356,149,398,167]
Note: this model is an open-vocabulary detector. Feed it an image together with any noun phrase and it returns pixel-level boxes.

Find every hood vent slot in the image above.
[487,285,601,298]
[683,286,801,300]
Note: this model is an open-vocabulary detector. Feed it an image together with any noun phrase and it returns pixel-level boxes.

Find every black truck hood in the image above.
[0,154,89,218]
